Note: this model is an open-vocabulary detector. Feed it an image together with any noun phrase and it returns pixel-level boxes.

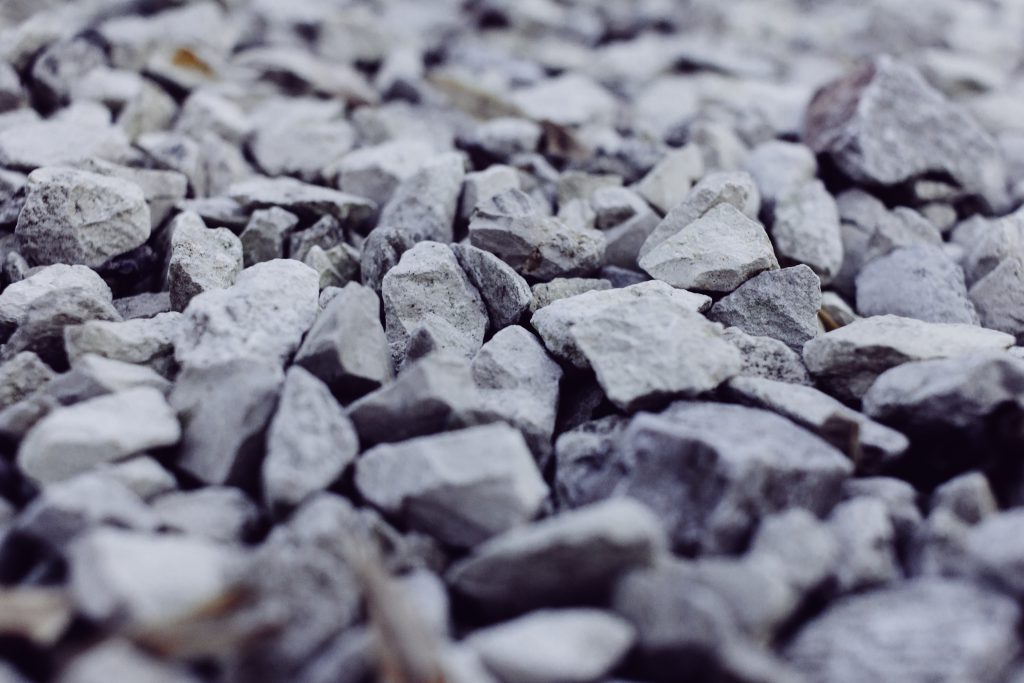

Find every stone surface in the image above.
[151,487,259,544]
[0,351,54,411]
[166,211,242,312]
[639,203,779,293]
[228,176,375,225]
[355,424,548,547]
[16,167,150,268]
[827,497,899,593]
[377,152,465,243]
[529,278,612,313]
[262,367,358,511]
[0,264,114,341]
[970,256,1024,342]
[64,312,181,377]
[709,265,821,351]
[770,180,843,284]
[452,243,532,329]
[17,387,180,485]
[744,140,817,206]
[634,144,704,214]
[239,207,299,266]
[855,245,977,324]
[722,326,813,385]
[803,315,1014,402]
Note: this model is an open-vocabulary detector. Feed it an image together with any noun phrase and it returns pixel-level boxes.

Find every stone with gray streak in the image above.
[710,265,821,351]
[452,243,532,329]
[855,245,977,324]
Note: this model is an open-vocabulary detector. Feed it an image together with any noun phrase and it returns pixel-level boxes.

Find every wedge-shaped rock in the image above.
[377,152,464,243]
[166,211,242,312]
[0,352,54,411]
[531,280,710,369]
[722,327,813,385]
[639,203,778,293]
[16,167,150,268]
[771,180,843,284]
[710,265,821,352]
[0,264,113,341]
[356,424,548,548]
[447,498,666,616]
[856,245,977,324]
[18,387,180,485]
[228,176,375,225]
[803,315,1014,402]
[452,243,532,330]
[64,311,182,377]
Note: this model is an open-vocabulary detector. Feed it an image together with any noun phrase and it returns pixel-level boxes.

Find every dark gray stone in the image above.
[710,265,821,351]
[855,245,977,324]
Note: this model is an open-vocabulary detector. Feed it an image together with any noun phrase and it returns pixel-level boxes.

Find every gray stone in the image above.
[820,292,858,328]
[855,245,977,324]
[359,225,418,293]
[639,203,779,293]
[228,176,375,226]
[726,376,908,472]
[17,387,180,485]
[64,311,182,377]
[152,487,259,543]
[170,359,283,487]
[240,207,299,267]
[112,292,171,320]
[452,243,532,329]
[827,498,899,593]
[99,456,176,502]
[175,259,320,369]
[378,152,465,243]
[16,167,150,268]
[72,158,187,230]
[747,509,839,598]
[356,424,548,548]
[289,215,345,263]
[167,211,242,311]
[571,296,741,411]
[530,280,711,369]
[964,510,1024,597]
[638,171,761,260]
[0,118,133,171]
[56,639,200,683]
[722,327,813,385]
[381,241,488,367]
[785,579,1019,683]
[469,189,606,281]
[634,144,704,214]
[931,472,997,526]
[263,367,359,511]
[303,243,360,290]
[511,73,617,127]
[332,139,435,207]
[175,91,251,146]
[295,282,392,402]
[710,265,821,351]
[472,326,562,458]
[961,208,1024,286]
[841,476,923,543]
[771,180,843,284]
[591,186,647,231]
[250,116,355,183]
[465,118,542,161]
[529,278,612,313]
[970,256,1024,342]
[803,315,1014,402]
[460,165,521,221]
[744,140,817,206]
[467,609,634,683]
[805,56,1008,210]
[69,527,242,627]
[0,352,54,411]
[613,403,851,554]
[554,416,629,509]
[447,498,666,615]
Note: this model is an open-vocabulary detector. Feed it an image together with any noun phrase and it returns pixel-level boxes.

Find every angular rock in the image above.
[166,211,242,312]
[960,208,1024,286]
[931,472,997,526]
[99,456,176,502]
[634,144,704,214]
[554,416,630,509]
[288,215,345,263]
[0,118,133,171]
[511,74,617,127]
[463,117,542,162]
[531,280,711,369]
[228,176,375,225]
[451,243,532,329]
[355,424,548,548]
[174,259,319,369]
[0,351,54,411]
[263,367,359,511]
[295,282,392,402]
[529,278,611,313]
[170,360,283,488]
[303,243,360,290]
[469,189,606,282]
[17,387,180,485]
[447,498,666,615]
[359,225,418,293]
[332,139,435,207]
[460,165,521,221]
[639,203,779,293]
[112,292,171,320]
[722,327,813,385]
[805,56,1008,210]
[855,245,977,324]
[803,315,1014,402]
[64,312,181,377]
[827,498,899,593]
[744,140,817,206]
[747,509,839,598]
[467,609,634,683]
[969,256,1024,342]
[770,180,843,284]
[381,241,488,366]
[17,169,143,268]
[250,116,355,183]
[377,152,465,243]
[785,579,1019,683]
[151,487,259,544]
[709,265,821,351]
[240,207,299,267]
[571,297,741,411]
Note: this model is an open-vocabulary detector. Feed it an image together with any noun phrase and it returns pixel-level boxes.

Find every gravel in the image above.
[4,2,1024,681]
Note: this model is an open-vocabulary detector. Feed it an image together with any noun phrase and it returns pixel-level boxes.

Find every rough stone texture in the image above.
[827,497,899,593]
[451,243,532,329]
[571,296,741,411]
[166,211,242,312]
[228,176,375,225]
[175,259,319,369]
[805,56,1008,210]
[709,265,822,351]
[803,315,1014,402]
[855,245,977,324]
[0,118,134,171]
[239,207,299,267]
[377,152,465,243]
[744,140,817,206]
[726,376,908,473]
[469,189,606,282]
[17,387,179,485]
[612,403,852,554]
[722,327,814,385]
[355,424,548,548]
[466,609,635,683]
[634,144,704,213]
[64,312,182,377]
[511,74,617,127]
[970,256,1024,342]
[381,241,488,367]
[0,351,54,411]
[151,487,259,544]
[448,499,666,615]
[332,139,434,207]
[263,366,359,511]
[639,203,779,293]
[531,280,711,369]
[770,180,843,284]
[529,278,612,313]
[295,282,392,402]
[785,579,1019,683]
[15,167,150,268]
